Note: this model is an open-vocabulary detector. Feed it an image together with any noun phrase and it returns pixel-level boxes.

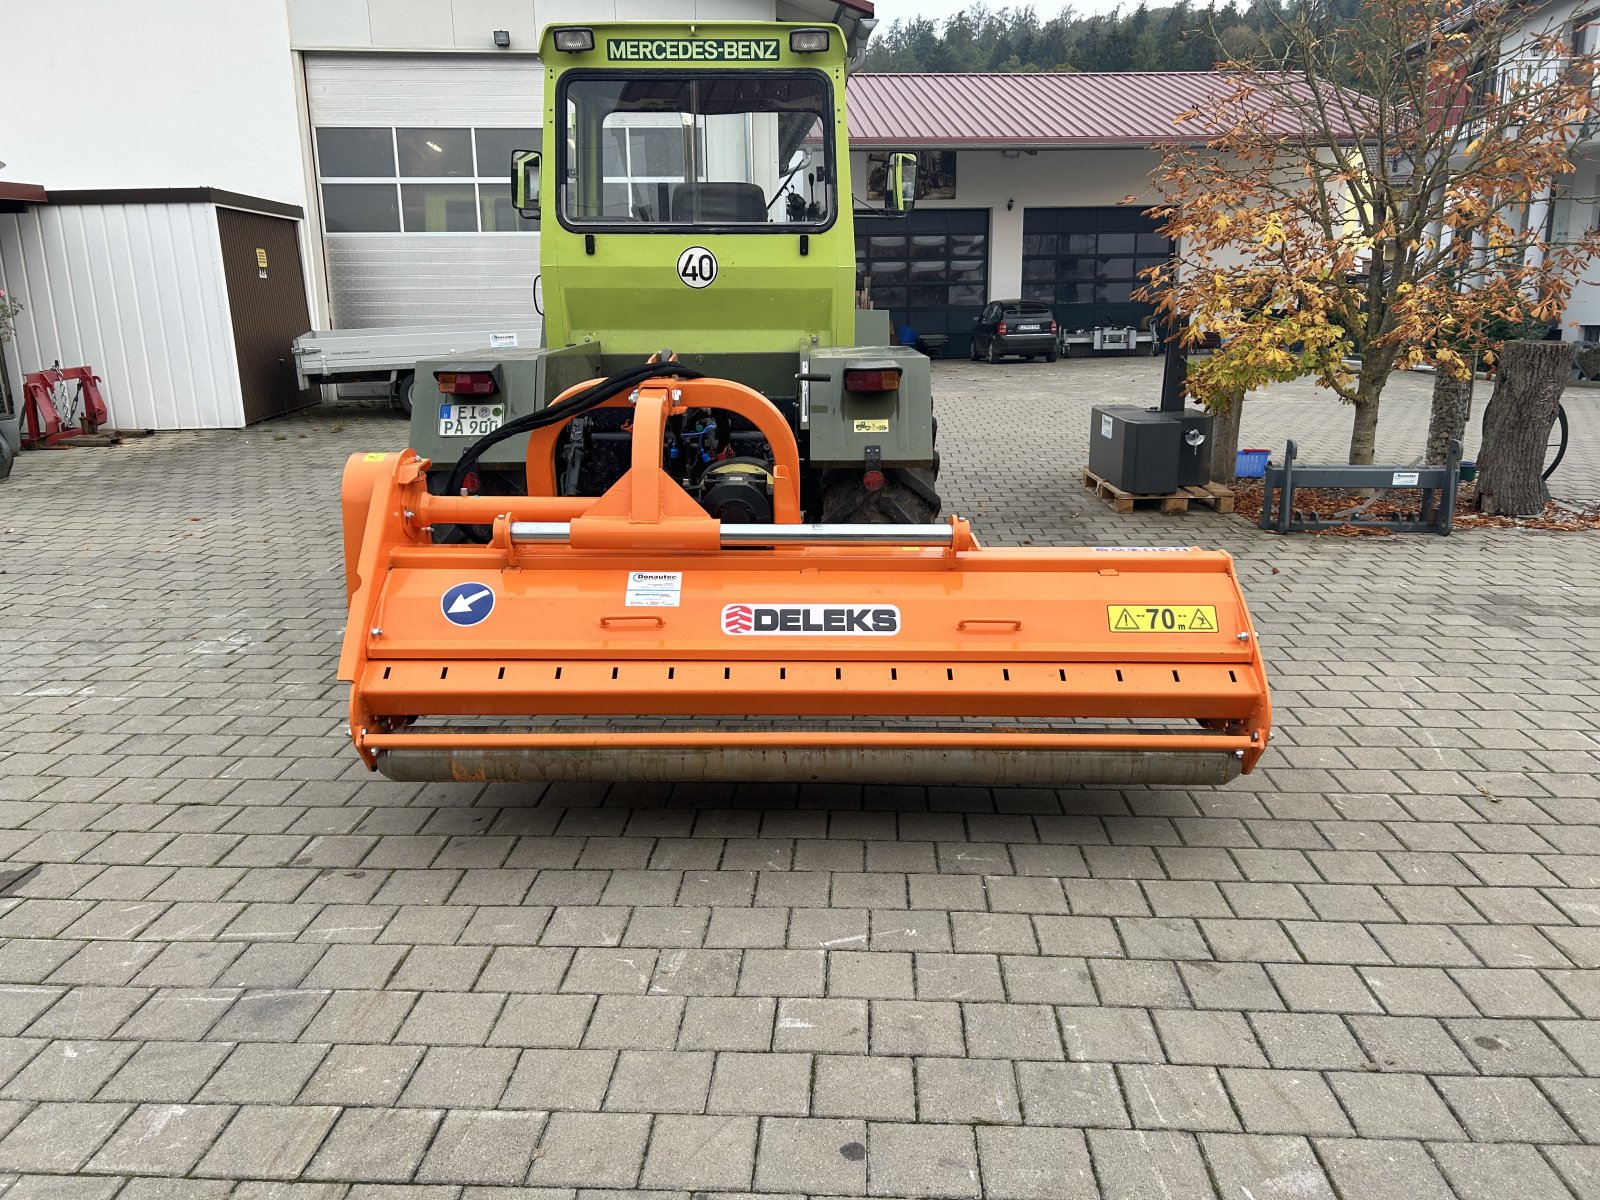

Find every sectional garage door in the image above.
[303,54,543,330]
[856,208,989,357]
[1022,207,1171,337]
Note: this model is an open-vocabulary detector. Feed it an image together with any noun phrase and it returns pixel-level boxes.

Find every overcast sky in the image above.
[869,0,1132,27]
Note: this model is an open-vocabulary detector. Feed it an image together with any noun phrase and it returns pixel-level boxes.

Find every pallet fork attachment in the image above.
[339,373,1270,786]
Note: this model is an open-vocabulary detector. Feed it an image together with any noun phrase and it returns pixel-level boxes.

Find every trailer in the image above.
[293,323,543,414]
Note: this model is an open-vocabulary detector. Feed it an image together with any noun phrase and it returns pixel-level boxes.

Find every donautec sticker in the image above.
[722,603,900,635]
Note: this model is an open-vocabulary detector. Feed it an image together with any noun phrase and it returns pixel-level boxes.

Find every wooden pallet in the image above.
[1082,468,1236,515]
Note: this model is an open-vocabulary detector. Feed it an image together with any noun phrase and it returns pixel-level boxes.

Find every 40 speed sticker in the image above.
[1107,605,1218,633]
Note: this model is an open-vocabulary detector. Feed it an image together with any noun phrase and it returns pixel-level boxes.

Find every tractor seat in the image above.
[670,182,767,223]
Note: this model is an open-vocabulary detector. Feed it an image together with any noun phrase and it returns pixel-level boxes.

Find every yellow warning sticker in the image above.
[1108,605,1219,633]
[255,247,269,268]
[853,419,890,433]
[362,453,389,462]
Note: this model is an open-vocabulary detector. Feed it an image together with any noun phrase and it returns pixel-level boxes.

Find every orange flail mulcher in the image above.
[339,374,1270,787]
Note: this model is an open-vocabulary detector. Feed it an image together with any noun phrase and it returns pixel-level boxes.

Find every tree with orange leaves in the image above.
[1141,0,1600,466]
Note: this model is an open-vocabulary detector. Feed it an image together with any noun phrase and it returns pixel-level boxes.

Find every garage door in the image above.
[1022,208,1171,336]
[304,54,543,331]
[856,208,989,357]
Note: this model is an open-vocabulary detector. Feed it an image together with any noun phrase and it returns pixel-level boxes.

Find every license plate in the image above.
[438,403,505,437]
[1016,324,1041,332]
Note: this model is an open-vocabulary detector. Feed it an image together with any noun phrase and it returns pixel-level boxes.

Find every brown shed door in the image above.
[217,208,316,424]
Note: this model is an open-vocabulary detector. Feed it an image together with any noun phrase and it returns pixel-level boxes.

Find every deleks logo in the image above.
[721,604,901,635]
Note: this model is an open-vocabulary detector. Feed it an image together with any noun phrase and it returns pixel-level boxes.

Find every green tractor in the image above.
[409,20,939,526]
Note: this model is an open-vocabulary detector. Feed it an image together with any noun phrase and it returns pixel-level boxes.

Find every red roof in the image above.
[846,71,1305,147]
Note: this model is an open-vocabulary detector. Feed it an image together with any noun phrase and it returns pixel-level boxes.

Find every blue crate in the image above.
[1236,449,1271,478]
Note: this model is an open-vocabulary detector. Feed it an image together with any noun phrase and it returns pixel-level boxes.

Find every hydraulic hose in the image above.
[439,360,706,541]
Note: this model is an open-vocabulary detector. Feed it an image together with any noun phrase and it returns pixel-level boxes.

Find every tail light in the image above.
[1049,320,1058,333]
[843,367,903,392]
[435,371,498,395]
[997,322,1008,336]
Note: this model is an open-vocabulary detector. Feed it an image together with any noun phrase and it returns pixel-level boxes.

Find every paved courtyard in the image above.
[0,358,1597,1200]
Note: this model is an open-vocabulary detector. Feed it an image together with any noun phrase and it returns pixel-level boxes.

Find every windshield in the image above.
[561,72,834,229]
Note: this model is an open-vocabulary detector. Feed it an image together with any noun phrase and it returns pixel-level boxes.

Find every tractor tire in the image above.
[986,341,1000,365]
[393,371,416,418]
[819,466,941,524]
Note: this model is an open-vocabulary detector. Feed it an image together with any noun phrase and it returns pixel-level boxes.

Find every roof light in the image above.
[552,27,595,53]
[789,28,829,53]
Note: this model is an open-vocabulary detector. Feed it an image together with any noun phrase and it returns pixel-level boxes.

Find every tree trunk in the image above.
[1208,388,1244,485]
[1474,340,1573,515]
[1345,350,1395,465]
[1424,367,1474,466]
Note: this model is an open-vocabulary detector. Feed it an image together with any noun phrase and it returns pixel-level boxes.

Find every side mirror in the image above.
[886,152,918,215]
[512,149,541,221]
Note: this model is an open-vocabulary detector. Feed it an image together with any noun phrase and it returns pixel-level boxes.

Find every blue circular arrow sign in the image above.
[441,581,496,627]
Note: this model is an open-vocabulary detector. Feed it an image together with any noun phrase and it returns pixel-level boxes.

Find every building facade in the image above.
[3,0,1239,428]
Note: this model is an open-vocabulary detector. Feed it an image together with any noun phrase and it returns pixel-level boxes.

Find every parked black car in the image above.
[971,300,1059,363]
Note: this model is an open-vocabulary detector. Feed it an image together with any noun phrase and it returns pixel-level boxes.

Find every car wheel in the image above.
[393,371,416,418]
[970,339,981,361]
[1046,347,1059,363]
[986,341,1000,364]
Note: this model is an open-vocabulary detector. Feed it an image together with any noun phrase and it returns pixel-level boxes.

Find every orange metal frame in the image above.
[338,373,1272,778]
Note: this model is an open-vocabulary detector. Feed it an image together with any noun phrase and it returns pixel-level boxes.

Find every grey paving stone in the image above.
[639,1114,758,1190]
[1541,1077,1600,1142]
[580,995,682,1050]
[194,1105,341,1180]
[399,1046,518,1108]
[526,1112,651,1188]
[1088,1129,1216,1200]
[1346,1014,1474,1074]
[0,1038,135,1100]
[676,996,774,1051]
[811,1054,915,1120]
[754,1116,867,1193]
[1248,1012,1369,1069]
[870,999,965,1057]
[299,1044,425,1106]
[1153,1009,1268,1067]
[197,1042,329,1103]
[772,997,867,1053]
[0,1101,130,1172]
[1326,1072,1465,1140]
[86,1101,235,1175]
[1017,1061,1130,1128]
[975,1126,1096,1200]
[304,1105,444,1183]
[916,1056,1021,1124]
[416,1109,547,1185]
[867,1120,980,1198]
[1120,1063,1240,1133]
[1546,1145,1600,1200]
[1199,1132,1336,1200]
[1432,1142,1580,1200]
[1056,1006,1165,1064]
[1315,1137,1455,1200]
[491,994,594,1048]
[1221,1068,1352,1136]
[1448,1018,1585,1075]
[603,1050,712,1114]
[708,1051,812,1116]
[502,1049,616,1112]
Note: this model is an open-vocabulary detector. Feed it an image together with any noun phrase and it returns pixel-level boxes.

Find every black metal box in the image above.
[1089,405,1181,494]
[1176,410,1214,488]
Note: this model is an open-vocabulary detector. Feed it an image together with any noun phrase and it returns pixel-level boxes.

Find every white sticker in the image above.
[1100,414,1114,439]
[676,246,718,289]
[1092,546,1194,553]
[626,570,682,607]
[489,332,518,349]
[1391,471,1420,486]
[722,603,900,635]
